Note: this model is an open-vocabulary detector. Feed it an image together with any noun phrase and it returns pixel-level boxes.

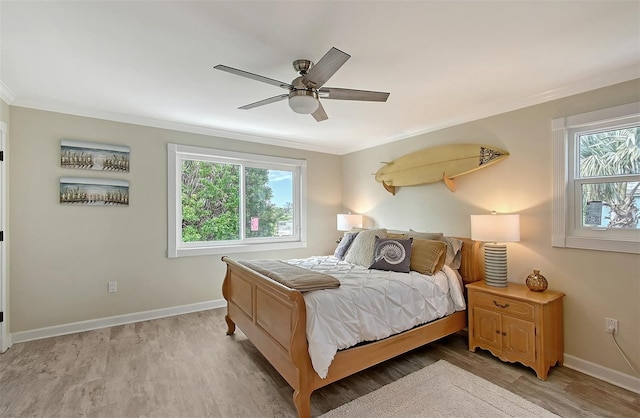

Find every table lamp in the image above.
[337,213,363,231]
[470,212,520,287]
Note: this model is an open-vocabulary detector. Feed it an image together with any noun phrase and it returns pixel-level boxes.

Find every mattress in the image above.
[286,256,466,378]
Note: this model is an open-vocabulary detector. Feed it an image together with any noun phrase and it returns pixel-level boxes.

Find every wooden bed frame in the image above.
[221,237,484,418]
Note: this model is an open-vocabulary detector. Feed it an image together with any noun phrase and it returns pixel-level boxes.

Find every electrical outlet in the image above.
[108,281,117,293]
[605,317,618,334]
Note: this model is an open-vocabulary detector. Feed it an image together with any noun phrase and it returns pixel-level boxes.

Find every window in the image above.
[552,102,640,254]
[168,144,307,257]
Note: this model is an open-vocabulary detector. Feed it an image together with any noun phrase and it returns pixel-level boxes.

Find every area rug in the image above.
[319,360,559,418]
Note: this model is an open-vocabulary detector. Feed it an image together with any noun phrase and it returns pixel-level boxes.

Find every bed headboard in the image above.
[456,237,484,284]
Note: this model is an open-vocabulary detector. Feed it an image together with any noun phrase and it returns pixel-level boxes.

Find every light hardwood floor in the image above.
[1,308,638,417]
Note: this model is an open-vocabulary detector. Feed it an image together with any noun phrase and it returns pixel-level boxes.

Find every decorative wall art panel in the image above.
[60,177,129,206]
[60,139,130,172]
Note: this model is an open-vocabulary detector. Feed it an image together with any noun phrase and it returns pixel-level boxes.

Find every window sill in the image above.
[168,240,308,258]
[553,235,640,254]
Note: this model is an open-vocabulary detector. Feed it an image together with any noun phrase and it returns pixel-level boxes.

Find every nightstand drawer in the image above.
[473,292,534,321]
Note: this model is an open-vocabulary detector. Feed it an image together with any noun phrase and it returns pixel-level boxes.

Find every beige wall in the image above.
[8,107,342,331]
[342,79,640,377]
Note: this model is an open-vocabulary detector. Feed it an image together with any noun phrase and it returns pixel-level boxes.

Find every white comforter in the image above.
[286,256,466,379]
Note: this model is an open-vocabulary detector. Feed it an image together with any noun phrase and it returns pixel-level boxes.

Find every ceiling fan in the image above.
[214,47,390,122]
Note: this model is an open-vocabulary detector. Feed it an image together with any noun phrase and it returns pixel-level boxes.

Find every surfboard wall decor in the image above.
[375,144,509,195]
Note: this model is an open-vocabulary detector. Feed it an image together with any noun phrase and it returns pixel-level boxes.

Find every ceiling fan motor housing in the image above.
[293,59,313,75]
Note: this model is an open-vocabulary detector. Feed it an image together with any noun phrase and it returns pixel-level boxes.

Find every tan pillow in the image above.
[386,232,407,239]
[410,239,447,275]
[408,230,444,240]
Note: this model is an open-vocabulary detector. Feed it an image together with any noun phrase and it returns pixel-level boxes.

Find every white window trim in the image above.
[167,143,307,258]
[552,102,640,254]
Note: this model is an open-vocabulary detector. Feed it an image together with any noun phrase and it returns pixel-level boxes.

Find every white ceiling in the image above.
[1,1,639,155]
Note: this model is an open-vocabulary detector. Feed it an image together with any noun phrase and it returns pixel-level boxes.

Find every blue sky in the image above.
[268,170,292,207]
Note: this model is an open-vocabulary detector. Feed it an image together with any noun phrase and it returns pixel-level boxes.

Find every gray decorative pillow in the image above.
[344,228,387,267]
[333,232,359,260]
[369,236,413,273]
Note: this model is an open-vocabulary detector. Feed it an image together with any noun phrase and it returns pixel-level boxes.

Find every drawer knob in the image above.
[493,301,510,309]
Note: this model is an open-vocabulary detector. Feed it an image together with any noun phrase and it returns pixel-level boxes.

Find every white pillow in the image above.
[441,236,463,269]
[344,228,387,267]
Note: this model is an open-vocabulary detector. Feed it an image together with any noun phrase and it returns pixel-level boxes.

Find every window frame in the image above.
[168,143,307,258]
[552,102,640,254]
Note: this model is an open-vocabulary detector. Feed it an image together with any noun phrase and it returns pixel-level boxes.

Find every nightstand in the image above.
[466,281,564,380]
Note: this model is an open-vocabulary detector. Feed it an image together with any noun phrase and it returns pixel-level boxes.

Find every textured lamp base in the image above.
[483,243,508,287]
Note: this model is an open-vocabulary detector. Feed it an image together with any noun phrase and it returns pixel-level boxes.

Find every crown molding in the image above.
[0,80,16,104]
[339,64,640,155]
[10,100,340,155]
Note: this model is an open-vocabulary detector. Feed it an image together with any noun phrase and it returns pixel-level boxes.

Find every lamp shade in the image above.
[470,214,520,243]
[337,213,363,231]
[289,90,319,114]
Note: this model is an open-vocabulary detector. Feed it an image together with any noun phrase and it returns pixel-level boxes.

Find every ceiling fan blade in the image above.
[312,101,328,122]
[301,47,350,89]
[214,65,292,90]
[239,94,289,110]
[319,87,390,102]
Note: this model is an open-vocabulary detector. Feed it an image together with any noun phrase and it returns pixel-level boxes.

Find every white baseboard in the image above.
[11,299,226,344]
[564,354,640,394]
[0,333,12,353]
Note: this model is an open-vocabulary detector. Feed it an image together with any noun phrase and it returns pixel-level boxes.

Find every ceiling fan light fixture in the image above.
[289,89,319,114]
[215,47,389,121]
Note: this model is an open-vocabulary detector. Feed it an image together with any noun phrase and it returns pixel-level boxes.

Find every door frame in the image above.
[0,121,9,353]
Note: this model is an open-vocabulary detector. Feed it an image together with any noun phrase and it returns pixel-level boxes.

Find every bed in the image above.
[221,231,484,418]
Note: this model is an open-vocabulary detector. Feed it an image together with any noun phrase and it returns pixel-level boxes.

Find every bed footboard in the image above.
[221,256,315,417]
